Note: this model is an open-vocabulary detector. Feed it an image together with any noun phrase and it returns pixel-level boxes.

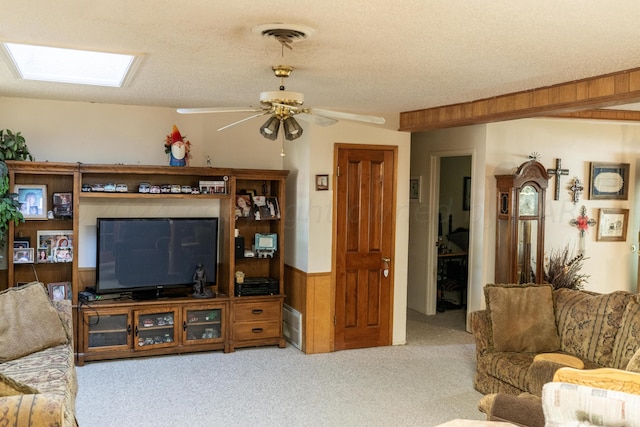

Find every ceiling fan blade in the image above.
[177,107,261,114]
[217,112,270,131]
[311,108,386,125]
[297,112,338,127]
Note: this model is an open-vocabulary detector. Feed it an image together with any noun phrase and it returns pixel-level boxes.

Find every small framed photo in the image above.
[315,174,329,191]
[13,238,30,249]
[14,184,47,219]
[13,247,34,263]
[53,247,73,263]
[597,208,629,242]
[410,176,422,202]
[47,282,71,301]
[235,195,252,218]
[589,162,630,200]
[52,192,73,218]
[37,247,51,263]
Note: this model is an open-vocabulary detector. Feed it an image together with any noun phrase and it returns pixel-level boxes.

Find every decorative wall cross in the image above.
[569,177,584,204]
[547,158,569,200]
[569,205,596,254]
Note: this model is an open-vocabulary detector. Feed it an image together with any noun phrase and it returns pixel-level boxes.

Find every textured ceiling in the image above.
[3,0,640,123]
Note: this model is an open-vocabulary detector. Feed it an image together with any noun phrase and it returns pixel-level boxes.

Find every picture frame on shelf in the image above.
[410,176,422,202]
[52,192,73,218]
[47,282,71,301]
[37,230,73,263]
[315,174,329,191]
[37,247,51,263]
[53,247,73,263]
[13,247,34,263]
[597,208,629,242]
[13,238,30,249]
[589,162,630,200]
[14,184,47,219]
[235,195,252,218]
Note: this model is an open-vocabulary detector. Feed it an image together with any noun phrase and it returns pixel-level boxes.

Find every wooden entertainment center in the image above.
[5,161,288,365]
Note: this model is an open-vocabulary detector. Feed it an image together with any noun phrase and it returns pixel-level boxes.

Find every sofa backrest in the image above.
[554,289,632,367]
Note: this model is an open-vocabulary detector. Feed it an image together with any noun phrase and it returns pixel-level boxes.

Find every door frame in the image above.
[331,143,398,350]
[426,150,475,317]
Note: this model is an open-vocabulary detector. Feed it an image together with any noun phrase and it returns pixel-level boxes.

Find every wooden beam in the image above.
[399,67,640,132]
[546,109,640,122]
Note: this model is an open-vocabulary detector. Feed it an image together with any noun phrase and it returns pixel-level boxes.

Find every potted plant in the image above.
[0,129,34,247]
[0,161,23,246]
[0,129,34,161]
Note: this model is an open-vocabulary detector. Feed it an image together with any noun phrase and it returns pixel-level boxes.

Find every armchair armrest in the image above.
[553,367,640,394]
[470,310,491,357]
[0,394,65,426]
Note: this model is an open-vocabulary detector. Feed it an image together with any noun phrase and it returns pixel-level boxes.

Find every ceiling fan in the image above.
[176,64,385,141]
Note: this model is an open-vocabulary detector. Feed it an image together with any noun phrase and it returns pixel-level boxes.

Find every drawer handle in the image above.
[252,328,264,334]
[251,309,264,315]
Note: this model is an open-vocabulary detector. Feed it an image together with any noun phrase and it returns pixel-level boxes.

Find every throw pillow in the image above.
[555,288,631,367]
[612,294,640,370]
[0,282,69,362]
[485,283,560,353]
[0,372,38,396]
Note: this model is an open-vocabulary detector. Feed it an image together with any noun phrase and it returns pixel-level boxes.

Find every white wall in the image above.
[410,118,640,323]
[0,96,411,345]
[487,118,640,295]
[284,120,411,345]
[409,126,487,316]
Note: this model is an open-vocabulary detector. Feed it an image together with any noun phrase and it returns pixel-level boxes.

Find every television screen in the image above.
[96,217,218,295]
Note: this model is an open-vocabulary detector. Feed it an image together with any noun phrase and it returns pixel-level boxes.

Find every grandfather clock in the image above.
[495,160,549,284]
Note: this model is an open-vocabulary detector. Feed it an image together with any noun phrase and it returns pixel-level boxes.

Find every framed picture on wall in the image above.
[589,162,630,200]
[463,177,471,211]
[410,176,422,202]
[597,208,628,242]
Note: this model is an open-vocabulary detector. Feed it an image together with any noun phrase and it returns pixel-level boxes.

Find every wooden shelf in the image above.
[6,161,289,364]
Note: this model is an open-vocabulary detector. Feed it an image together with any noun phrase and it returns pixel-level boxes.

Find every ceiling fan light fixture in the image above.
[260,116,280,140]
[283,116,303,140]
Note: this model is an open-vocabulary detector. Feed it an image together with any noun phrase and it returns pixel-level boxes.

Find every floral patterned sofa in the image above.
[471,284,640,397]
[0,282,78,426]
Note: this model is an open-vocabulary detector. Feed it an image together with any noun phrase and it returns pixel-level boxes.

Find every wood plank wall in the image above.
[284,264,333,354]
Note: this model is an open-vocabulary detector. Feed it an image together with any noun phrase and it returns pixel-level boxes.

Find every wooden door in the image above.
[334,145,396,350]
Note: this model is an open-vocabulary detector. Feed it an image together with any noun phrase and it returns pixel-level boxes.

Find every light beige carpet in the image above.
[76,309,483,426]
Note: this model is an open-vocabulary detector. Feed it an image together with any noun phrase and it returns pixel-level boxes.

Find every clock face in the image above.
[518,185,538,216]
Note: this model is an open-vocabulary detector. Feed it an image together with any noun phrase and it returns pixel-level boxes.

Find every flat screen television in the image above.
[96,217,218,298]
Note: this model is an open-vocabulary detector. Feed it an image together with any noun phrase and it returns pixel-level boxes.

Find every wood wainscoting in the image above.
[284,265,333,354]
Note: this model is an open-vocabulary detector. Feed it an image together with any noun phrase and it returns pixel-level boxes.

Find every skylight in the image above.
[1,42,139,87]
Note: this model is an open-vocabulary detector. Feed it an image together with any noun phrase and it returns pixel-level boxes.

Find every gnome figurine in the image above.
[164,125,191,167]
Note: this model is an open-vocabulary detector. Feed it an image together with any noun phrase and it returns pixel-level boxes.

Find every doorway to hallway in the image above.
[435,156,471,320]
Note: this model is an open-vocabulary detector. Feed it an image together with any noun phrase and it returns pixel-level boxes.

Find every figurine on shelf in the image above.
[192,263,213,298]
[164,124,191,167]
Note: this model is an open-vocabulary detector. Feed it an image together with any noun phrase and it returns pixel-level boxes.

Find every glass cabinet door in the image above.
[183,306,224,345]
[134,308,179,350]
[84,309,131,352]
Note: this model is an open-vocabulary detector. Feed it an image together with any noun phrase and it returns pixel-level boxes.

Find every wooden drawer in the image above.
[233,300,281,322]
[233,321,281,341]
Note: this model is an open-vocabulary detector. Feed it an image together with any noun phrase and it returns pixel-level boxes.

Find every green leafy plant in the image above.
[0,129,34,247]
[544,245,589,290]
[0,161,24,246]
[0,129,34,161]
